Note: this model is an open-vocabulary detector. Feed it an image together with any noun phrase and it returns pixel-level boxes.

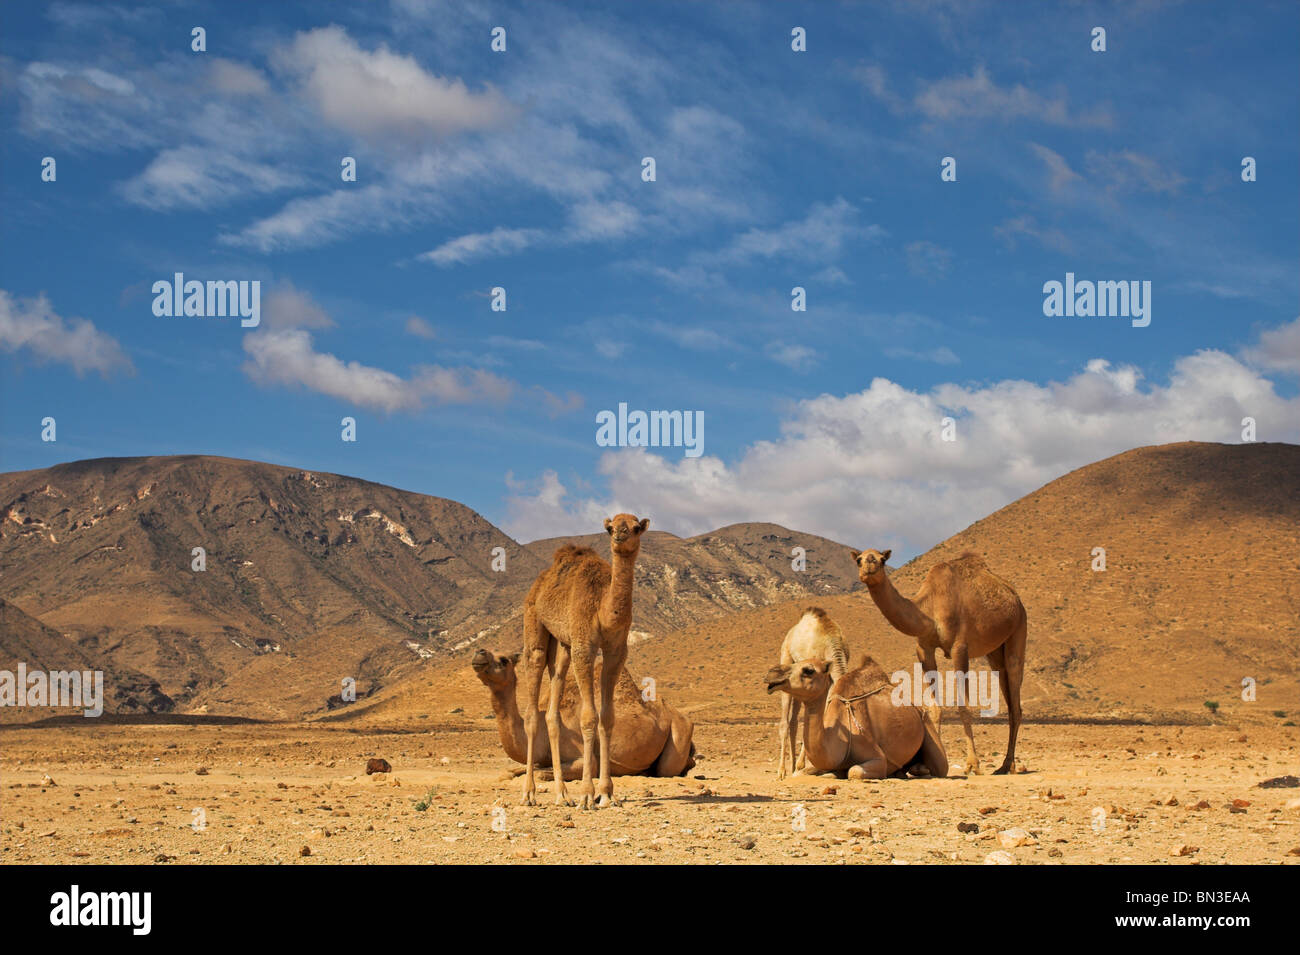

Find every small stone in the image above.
[40,774,55,787]
[983,850,1015,865]
[978,806,998,815]
[512,848,536,859]
[957,822,980,834]
[195,767,209,776]
[1170,844,1198,857]
[365,758,391,775]
[997,827,1035,849]
[298,845,311,857]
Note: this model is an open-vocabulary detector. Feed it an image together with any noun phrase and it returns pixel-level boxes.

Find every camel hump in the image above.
[830,654,892,698]
[553,543,597,562]
[803,605,831,620]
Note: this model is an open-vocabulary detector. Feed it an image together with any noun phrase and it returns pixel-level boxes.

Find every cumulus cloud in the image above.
[260,281,335,331]
[0,289,133,377]
[504,343,1300,555]
[274,25,516,140]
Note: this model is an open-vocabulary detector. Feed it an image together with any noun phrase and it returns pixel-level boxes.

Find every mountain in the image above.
[619,441,1300,723]
[0,456,860,719]
[0,597,174,721]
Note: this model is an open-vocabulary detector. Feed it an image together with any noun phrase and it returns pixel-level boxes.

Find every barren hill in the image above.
[367,441,1300,730]
[0,597,174,720]
[0,456,859,720]
[0,456,543,718]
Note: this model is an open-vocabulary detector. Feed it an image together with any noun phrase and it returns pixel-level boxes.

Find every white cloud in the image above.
[0,290,133,377]
[765,342,818,372]
[207,59,271,97]
[419,227,544,267]
[241,328,513,412]
[261,281,335,331]
[1029,143,1081,192]
[1243,316,1300,376]
[912,66,1111,127]
[120,146,302,210]
[405,316,437,339]
[904,240,952,279]
[505,342,1300,555]
[274,25,516,140]
[702,197,878,266]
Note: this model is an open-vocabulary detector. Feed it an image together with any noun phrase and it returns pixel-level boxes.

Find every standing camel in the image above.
[775,608,849,778]
[520,514,648,809]
[850,548,1026,775]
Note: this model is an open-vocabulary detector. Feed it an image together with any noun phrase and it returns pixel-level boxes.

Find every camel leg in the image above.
[951,643,981,775]
[654,712,695,777]
[595,645,626,807]
[847,757,889,780]
[546,641,575,806]
[519,611,550,806]
[570,642,598,810]
[917,707,949,778]
[778,695,799,779]
[994,618,1026,775]
[917,645,942,730]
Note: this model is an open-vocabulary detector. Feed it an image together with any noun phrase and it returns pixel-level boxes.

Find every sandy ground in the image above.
[3,715,1298,865]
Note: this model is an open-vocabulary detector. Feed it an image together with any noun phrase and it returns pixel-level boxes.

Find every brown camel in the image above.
[776,608,850,779]
[763,654,947,779]
[520,514,648,809]
[850,548,1026,775]
[471,648,696,778]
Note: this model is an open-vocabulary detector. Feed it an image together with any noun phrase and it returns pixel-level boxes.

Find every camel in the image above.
[763,654,947,779]
[519,513,649,809]
[471,648,696,778]
[850,548,1026,775]
[775,607,850,779]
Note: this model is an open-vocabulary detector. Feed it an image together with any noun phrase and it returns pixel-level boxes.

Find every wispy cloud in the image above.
[0,290,133,377]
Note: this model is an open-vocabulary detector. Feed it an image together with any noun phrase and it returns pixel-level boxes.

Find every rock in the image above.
[983,850,1015,865]
[978,806,998,815]
[1047,847,1063,858]
[219,843,232,855]
[1257,775,1300,789]
[1284,798,1300,811]
[40,774,55,787]
[1231,798,1251,808]
[195,767,209,776]
[997,827,1035,848]
[365,758,391,775]
[298,845,311,857]
[1170,844,1199,857]
[1288,847,1300,857]
[822,786,838,796]
[1161,794,1179,806]
[957,822,980,834]
[735,838,756,850]
[512,848,536,859]
[1188,800,1211,810]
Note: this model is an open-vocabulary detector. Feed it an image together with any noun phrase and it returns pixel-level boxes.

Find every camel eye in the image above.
[802,666,815,676]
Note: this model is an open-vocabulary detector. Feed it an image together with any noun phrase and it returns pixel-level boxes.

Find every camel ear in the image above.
[636,517,649,533]
[881,549,891,563]
[508,651,522,665]
[604,517,614,534]
[850,549,861,562]
[821,661,833,673]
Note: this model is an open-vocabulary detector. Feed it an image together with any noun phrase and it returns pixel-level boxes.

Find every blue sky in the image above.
[1,0,1297,557]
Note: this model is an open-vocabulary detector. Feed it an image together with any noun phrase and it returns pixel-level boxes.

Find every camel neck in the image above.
[866,573,935,638]
[801,692,848,769]
[599,549,637,628]
[489,681,527,763]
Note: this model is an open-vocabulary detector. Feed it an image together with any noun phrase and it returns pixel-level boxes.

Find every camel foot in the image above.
[553,788,575,807]
[967,758,983,776]
[595,793,619,808]
[521,790,537,807]
[993,762,1014,775]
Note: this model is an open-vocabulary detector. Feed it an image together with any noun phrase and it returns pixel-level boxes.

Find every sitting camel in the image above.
[764,654,947,780]
[776,607,849,779]
[472,648,696,778]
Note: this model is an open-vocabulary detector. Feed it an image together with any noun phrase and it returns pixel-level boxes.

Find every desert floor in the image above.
[2,712,1297,865]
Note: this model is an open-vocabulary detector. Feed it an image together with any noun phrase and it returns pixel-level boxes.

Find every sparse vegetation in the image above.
[413,787,436,812]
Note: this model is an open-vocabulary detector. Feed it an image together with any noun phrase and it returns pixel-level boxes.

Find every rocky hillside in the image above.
[0,456,859,719]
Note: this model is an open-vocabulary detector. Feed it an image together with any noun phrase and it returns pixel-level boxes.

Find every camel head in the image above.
[471,649,521,691]
[604,513,650,556]
[850,547,892,584]
[764,661,832,701]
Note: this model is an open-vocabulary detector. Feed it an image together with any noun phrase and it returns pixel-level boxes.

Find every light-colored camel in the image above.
[851,548,1026,775]
[763,654,947,779]
[776,608,849,779]
[471,648,696,778]
[520,514,648,809]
